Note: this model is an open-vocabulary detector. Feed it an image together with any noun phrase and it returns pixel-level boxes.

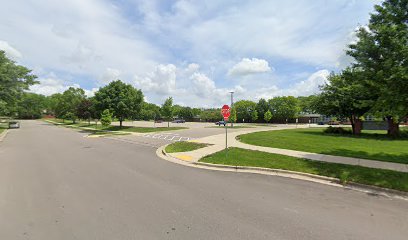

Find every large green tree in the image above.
[268,96,300,122]
[313,69,373,135]
[256,98,269,122]
[297,95,319,114]
[179,107,194,121]
[17,93,47,119]
[94,80,144,127]
[0,51,37,116]
[234,100,257,123]
[347,0,408,136]
[56,87,86,123]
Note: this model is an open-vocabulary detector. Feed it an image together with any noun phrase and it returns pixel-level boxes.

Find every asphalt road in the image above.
[0,121,407,240]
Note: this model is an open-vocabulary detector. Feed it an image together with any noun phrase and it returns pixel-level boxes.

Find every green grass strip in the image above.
[200,147,408,192]
[166,141,210,153]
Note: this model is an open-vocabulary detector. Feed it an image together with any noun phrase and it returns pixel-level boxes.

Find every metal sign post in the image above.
[221,105,231,158]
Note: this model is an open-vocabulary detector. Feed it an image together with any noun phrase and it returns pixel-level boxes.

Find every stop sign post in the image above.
[221,105,230,156]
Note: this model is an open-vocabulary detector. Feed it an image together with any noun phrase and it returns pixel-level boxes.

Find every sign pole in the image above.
[225,121,228,158]
[221,104,231,159]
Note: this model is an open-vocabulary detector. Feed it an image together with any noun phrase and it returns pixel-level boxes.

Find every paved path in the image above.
[169,126,408,172]
[1,121,407,239]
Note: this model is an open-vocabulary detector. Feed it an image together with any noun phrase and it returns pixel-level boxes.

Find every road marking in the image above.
[175,154,193,161]
[142,133,194,142]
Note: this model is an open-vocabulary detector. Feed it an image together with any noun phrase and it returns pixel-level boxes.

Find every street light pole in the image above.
[229,91,234,127]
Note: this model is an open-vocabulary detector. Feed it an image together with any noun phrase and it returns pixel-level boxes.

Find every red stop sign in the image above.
[221,105,230,120]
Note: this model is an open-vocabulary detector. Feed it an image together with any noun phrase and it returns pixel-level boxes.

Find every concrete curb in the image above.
[0,129,8,142]
[156,145,408,201]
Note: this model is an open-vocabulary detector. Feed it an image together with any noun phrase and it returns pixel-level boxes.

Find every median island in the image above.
[165,141,210,153]
[45,118,187,134]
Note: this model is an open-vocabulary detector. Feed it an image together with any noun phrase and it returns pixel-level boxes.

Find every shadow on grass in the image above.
[298,158,408,191]
[320,149,408,164]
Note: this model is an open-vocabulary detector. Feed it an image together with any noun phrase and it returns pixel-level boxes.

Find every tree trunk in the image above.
[387,117,399,137]
[168,121,170,128]
[120,119,123,128]
[350,115,362,135]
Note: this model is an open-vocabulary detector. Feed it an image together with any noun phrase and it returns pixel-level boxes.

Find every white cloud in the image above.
[0,40,22,59]
[134,64,178,95]
[228,58,271,76]
[83,88,98,97]
[29,72,97,97]
[190,72,217,97]
[252,70,330,100]
[100,68,121,85]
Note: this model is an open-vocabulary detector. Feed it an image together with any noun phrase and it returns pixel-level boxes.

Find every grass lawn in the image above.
[165,141,210,153]
[238,128,408,164]
[0,122,8,133]
[200,147,408,192]
[45,118,187,133]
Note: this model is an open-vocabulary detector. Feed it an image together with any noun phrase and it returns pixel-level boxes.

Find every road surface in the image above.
[0,121,407,239]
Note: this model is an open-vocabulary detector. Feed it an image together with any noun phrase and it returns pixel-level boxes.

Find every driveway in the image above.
[0,120,407,239]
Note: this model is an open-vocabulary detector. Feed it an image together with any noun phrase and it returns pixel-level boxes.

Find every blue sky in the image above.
[0,0,380,107]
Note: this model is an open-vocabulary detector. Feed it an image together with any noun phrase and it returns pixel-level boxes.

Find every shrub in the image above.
[100,109,112,127]
[323,126,352,135]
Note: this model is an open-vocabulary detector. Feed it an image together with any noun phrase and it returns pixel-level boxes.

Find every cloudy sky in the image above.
[0,0,380,107]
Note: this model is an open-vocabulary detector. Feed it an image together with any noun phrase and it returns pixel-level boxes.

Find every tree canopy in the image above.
[0,51,37,116]
[94,80,144,127]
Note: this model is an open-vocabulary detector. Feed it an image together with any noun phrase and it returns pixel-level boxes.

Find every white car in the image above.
[9,121,20,129]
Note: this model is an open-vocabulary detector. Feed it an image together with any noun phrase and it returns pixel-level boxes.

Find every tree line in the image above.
[1,1,406,134]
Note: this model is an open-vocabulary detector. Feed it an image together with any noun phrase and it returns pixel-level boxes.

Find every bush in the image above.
[323,126,352,135]
[100,109,112,127]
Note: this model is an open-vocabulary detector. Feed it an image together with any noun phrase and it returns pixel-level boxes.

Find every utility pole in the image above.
[229,91,234,127]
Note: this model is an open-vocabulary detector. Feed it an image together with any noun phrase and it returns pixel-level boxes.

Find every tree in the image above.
[161,97,174,127]
[347,0,408,136]
[179,107,194,121]
[57,87,86,123]
[313,70,372,135]
[17,93,47,119]
[94,80,144,127]
[256,98,269,122]
[76,98,95,125]
[268,96,300,122]
[251,109,258,122]
[229,107,237,124]
[234,100,257,122]
[264,110,272,123]
[297,95,319,114]
[100,109,112,127]
[200,109,221,122]
[0,51,38,116]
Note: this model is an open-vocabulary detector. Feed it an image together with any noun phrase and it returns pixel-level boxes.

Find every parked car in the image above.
[215,121,226,126]
[9,121,20,129]
[172,119,185,123]
[327,120,340,125]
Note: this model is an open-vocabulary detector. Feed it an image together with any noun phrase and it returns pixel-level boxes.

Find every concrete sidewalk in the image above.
[167,126,408,173]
